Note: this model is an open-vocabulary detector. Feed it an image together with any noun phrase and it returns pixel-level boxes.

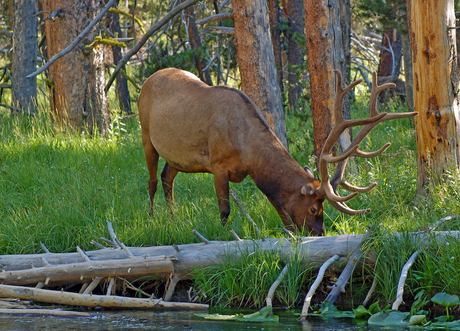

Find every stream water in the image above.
[0,308,410,331]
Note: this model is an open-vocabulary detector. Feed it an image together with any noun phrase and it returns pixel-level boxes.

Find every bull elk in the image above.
[138,68,417,235]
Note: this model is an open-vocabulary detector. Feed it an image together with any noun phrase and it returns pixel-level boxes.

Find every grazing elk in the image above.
[138,68,417,235]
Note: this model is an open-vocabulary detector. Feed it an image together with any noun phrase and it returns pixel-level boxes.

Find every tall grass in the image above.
[1,94,460,309]
[191,241,314,308]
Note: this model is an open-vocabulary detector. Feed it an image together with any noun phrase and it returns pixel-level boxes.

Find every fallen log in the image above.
[0,255,174,286]
[0,284,209,310]
[0,234,365,286]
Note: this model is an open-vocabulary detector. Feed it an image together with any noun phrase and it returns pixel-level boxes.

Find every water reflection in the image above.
[0,308,376,331]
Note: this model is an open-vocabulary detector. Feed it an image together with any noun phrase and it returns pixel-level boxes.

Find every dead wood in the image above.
[0,285,208,310]
[324,233,371,304]
[0,234,364,286]
[0,255,173,286]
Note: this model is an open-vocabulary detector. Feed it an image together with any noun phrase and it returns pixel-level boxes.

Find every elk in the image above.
[138,68,417,235]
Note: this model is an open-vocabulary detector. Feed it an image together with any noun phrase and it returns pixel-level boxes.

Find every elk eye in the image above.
[310,207,317,215]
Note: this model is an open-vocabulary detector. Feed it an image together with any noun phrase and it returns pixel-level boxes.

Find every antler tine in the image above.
[328,199,370,216]
[333,70,362,122]
[369,71,396,117]
[354,142,391,158]
[340,181,377,193]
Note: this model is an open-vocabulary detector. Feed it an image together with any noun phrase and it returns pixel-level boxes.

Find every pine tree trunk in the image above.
[267,0,283,93]
[233,0,288,149]
[284,0,304,111]
[184,4,213,86]
[42,0,109,134]
[107,9,131,114]
[407,0,460,194]
[12,0,37,114]
[401,31,414,111]
[304,0,351,162]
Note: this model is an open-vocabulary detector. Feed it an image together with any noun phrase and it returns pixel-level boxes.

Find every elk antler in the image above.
[318,70,418,215]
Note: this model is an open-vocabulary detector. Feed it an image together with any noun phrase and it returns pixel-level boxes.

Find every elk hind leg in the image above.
[142,137,159,216]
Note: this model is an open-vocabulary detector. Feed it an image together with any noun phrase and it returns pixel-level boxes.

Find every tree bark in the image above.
[12,0,37,114]
[406,0,460,194]
[184,3,213,86]
[283,0,304,111]
[42,0,109,134]
[267,0,283,93]
[401,31,414,111]
[304,0,351,162]
[232,0,289,149]
[106,8,131,114]
[339,0,352,118]
[378,26,403,102]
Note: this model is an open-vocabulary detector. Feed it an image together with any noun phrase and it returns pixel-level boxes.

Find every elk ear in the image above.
[301,184,316,196]
[304,166,315,178]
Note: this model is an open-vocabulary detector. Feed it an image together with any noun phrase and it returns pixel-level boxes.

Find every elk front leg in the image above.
[213,172,230,226]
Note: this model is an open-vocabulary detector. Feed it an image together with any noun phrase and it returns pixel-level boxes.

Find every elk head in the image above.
[315,70,417,223]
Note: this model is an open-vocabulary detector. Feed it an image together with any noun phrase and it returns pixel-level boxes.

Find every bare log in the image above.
[392,250,420,310]
[0,285,208,310]
[299,255,340,320]
[265,264,289,312]
[0,255,174,286]
[2,232,458,290]
[324,233,371,304]
[0,234,364,279]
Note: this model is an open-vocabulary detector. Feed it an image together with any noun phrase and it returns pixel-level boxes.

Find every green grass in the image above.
[191,241,314,308]
[1,95,460,310]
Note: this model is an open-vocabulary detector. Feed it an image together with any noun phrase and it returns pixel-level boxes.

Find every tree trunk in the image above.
[267,0,283,93]
[378,27,403,102]
[304,0,351,163]
[283,0,304,111]
[407,0,460,194]
[401,31,414,111]
[232,0,289,149]
[42,0,109,134]
[106,8,131,114]
[339,0,352,111]
[378,26,397,77]
[184,3,213,86]
[12,0,37,114]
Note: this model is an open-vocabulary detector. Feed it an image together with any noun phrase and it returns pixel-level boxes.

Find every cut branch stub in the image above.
[319,70,418,215]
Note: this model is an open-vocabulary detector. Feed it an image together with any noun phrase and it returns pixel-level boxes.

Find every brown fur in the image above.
[138,68,325,235]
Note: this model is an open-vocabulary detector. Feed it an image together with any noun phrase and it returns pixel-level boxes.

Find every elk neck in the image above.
[247,138,311,210]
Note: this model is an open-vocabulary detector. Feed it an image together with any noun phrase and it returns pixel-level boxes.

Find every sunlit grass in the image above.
[1,95,460,309]
[191,242,314,308]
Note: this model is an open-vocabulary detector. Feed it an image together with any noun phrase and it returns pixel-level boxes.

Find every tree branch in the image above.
[104,0,200,92]
[27,0,116,78]
[195,13,233,25]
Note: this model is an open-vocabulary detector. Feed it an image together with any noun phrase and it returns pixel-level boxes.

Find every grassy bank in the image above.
[1,97,460,310]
